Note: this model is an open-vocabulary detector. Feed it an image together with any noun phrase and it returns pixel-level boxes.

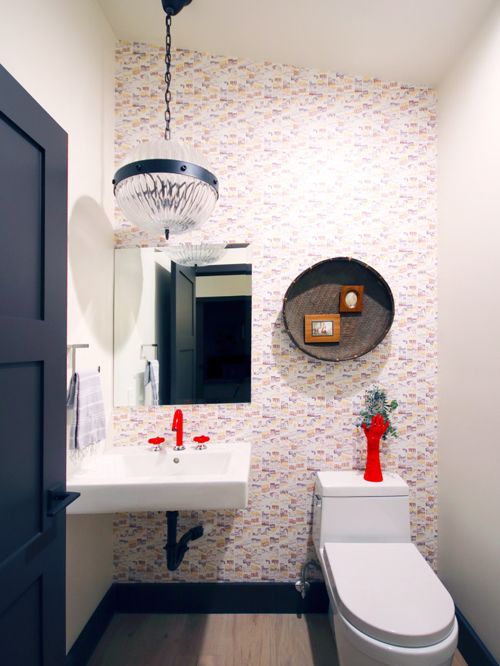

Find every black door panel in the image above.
[171,262,196,404]
[0,64,68,665]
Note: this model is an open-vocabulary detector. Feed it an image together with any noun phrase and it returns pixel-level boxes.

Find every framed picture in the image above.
[340,285,364,313]
[304,314,340,343]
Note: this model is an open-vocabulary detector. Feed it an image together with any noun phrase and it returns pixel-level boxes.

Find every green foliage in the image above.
[357,386,398,440]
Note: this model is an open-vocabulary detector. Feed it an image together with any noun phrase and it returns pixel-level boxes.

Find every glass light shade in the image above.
[164,242,227,267]
[113,139,218,235]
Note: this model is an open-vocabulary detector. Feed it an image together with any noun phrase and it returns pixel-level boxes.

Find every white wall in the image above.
[114,248,171,406]
[438,2,500,661]
[196,274,251,298]
[66,514,114,651]
[0,0,116,652]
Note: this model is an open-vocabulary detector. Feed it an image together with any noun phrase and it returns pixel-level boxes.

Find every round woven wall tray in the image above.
[283,257,394,361]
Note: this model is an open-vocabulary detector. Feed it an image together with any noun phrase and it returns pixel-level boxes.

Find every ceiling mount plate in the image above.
[161,0,192,16]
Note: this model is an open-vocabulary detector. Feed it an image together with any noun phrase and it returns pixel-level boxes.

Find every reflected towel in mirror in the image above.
[144,360,160,406]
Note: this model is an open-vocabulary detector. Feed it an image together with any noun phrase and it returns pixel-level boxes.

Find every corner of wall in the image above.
[66,513,114,652]
[437,3,500,661]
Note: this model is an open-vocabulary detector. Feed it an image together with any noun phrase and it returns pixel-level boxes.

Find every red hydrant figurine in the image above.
[362,414,389,482]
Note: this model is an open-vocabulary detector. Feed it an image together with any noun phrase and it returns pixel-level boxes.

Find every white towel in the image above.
[67,371,106,449]
[144,360,160,406]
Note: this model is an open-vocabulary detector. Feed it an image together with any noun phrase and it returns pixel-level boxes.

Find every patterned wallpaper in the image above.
[112,42,438,582]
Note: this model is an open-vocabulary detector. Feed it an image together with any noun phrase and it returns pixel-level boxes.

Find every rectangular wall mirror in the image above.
[114,244,251,406]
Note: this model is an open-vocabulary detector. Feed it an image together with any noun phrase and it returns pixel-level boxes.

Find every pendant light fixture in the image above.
[162,242,227,267]
[113,0,219,239]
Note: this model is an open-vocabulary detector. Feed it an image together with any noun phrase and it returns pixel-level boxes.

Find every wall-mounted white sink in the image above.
[67,442,251,514]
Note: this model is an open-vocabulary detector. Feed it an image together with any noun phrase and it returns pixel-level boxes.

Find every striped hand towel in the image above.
[144,360,160,406]
[67,370,106,449]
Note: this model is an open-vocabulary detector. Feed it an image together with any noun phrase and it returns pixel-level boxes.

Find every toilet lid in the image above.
[324,542,456,648]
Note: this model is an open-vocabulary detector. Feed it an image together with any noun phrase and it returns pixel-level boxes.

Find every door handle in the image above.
[47,486,81,517]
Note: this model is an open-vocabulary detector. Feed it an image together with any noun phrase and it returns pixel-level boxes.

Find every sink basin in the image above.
[67,442,251,514]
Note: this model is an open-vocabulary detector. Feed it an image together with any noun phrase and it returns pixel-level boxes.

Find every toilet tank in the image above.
[312,471,411,555]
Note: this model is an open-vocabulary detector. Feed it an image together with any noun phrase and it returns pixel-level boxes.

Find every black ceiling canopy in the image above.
[161,0,192,16]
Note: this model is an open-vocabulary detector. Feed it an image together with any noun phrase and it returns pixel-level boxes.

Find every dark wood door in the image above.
[170,262,196,404]
[0,65,69,665]
[155,263,172,404]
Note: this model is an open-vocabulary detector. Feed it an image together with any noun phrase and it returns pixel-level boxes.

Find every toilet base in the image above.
[333,610,458,666]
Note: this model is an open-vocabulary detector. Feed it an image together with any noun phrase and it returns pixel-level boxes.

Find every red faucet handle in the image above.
[193,435,210,444]
[148,437,165,445]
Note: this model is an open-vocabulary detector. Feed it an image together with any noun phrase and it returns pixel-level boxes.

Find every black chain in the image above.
[164,12,172,140]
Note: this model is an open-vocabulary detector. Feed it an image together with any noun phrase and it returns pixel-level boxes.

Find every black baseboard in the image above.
[456,607,499,666]
[114,581,329,614]
[65,581,328,664]
[66,586,116,666]
[66,584,500,666]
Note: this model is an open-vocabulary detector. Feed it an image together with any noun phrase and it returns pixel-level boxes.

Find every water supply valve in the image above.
[193,435,210,450]
[148,436,165,452]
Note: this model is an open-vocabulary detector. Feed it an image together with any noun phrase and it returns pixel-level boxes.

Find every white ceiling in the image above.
[98,0,496,86]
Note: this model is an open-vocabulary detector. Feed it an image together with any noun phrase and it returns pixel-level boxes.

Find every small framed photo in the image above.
[340,285,364,313]
[304,314,340,343]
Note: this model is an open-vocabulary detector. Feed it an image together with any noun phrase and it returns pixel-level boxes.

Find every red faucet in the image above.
[172,409,184,449]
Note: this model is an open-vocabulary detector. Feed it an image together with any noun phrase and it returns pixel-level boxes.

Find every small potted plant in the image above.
[357,387,398,482]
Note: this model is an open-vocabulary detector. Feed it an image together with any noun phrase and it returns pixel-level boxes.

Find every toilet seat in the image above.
[323,542,456,649]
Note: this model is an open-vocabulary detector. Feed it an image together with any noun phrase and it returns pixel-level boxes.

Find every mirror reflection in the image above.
[114,245,251,406]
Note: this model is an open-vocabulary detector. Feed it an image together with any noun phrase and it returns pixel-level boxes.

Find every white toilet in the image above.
[312,471,458,666]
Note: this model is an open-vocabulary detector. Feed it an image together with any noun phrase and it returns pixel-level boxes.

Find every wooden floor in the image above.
[88,614,467,666]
